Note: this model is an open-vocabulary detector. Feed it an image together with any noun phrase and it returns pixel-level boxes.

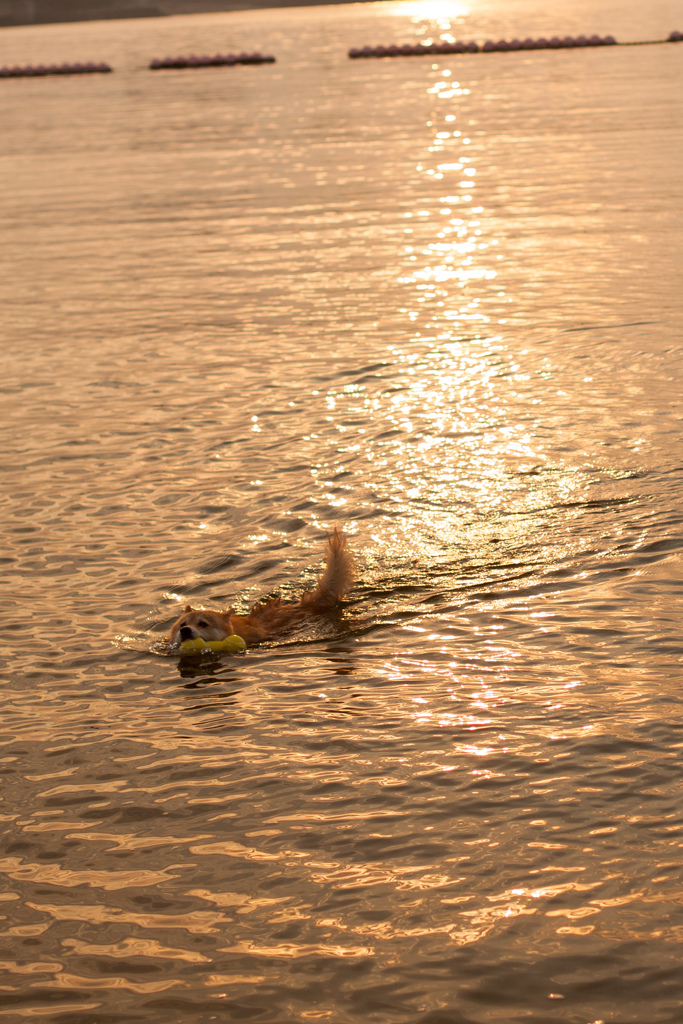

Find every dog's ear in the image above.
[219,610,235,634]
[184,604,193,612]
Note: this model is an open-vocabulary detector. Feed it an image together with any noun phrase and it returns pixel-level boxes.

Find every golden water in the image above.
[1,1,682,1020]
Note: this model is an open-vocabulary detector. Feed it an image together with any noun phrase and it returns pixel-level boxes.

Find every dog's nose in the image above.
[179,625,194,641]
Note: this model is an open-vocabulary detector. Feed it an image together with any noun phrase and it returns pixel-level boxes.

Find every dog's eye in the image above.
[197,619,208,628]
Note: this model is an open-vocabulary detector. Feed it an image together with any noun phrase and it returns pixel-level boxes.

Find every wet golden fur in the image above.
[169,529,353,648]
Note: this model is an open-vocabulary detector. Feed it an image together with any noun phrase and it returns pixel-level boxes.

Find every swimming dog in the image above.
[169,529,353,648]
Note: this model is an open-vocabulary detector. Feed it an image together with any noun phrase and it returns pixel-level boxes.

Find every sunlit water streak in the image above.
[1,0,682,1021]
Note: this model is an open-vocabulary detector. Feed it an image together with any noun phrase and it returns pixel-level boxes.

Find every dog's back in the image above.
[234,529,354,640]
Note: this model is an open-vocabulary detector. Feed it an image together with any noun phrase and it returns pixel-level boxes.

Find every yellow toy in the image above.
[178,635,246,655]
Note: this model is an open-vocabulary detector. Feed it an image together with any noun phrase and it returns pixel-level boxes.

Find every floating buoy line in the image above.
[0,31,679,80]
[149,52,275,69]
[349,35,616,57]
[349,29,683,59]
[0,61,111,77]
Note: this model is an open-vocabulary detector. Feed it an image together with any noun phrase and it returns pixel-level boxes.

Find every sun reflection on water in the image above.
[307,53,554,558]
[303,54,636,601]
[405,59,505,342]
[390,0,470,15]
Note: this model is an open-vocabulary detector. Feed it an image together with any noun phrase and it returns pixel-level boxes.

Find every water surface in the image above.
[1,1,683,1021]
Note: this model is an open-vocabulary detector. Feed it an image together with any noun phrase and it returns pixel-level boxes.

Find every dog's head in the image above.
[169,605,234,645]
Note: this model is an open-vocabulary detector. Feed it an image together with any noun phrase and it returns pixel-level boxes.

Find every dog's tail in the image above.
[301,529,354,612]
